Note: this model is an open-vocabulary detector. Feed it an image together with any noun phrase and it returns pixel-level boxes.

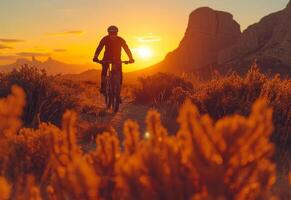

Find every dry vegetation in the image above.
[134,66,291,169]
[0,65,290,199]
[0,66,112,147]
[0,87,290,199]
[133,73,193,105]
[0,66,79,127]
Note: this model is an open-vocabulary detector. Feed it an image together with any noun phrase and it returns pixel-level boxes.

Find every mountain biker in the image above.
[93,25,135,94]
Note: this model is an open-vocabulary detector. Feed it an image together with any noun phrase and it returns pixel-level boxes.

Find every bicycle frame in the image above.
[108,62,121,108]
[97,60,129,112]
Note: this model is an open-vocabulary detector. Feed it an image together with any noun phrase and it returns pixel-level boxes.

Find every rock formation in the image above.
[148,1,291,76]
[218,1,291,74]
[154,7,241,73]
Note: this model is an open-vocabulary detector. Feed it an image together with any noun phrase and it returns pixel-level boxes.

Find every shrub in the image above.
[1,85,289,199]
[133,73,193,105]
[133,67,291,166]
[0,65,78,127]
[190,67,291,166]
[6,124,54,180]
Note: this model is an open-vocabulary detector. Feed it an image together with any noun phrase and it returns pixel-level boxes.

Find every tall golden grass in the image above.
[0,85,290,199]
[134,67,291,169]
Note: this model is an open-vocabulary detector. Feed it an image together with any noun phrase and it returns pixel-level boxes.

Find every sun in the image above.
[137,46,152,59]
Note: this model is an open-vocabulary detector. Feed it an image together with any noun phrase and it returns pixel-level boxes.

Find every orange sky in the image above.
[0,0,289,72]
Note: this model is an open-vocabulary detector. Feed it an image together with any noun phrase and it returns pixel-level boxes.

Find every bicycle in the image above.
[96,60,131,112]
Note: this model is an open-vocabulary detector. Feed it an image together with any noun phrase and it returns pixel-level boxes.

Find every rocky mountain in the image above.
[147,7,241,75]
[144,1,291,76]
[0,57,95,75]
[219,1,291,74]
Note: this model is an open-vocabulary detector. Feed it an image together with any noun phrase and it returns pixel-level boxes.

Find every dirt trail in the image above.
[79,91,151,151]
[80,87,151,135]
[78,86,178,152]
[79,84,178,136]
[98,97,150,137]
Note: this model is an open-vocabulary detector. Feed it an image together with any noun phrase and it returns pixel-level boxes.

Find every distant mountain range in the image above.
[0,57,96,75]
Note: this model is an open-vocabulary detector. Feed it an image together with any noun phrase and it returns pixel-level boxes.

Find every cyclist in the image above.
[93,25,135,94]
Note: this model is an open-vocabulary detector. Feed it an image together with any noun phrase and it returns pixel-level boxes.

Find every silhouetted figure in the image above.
[93,25,134,93]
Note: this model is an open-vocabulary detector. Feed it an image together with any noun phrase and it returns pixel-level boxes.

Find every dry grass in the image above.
[0,65,79,127]
[0,85,290,199]
[133,73,193,105]
[0,65,290,199]
[134,66,291,169]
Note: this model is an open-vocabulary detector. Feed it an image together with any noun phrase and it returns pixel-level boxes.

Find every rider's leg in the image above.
[119,63,123,86]
[101,63,109,93]
[118,63,123,103]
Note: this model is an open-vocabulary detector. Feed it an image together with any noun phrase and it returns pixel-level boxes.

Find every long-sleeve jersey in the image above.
[94,35,133,61]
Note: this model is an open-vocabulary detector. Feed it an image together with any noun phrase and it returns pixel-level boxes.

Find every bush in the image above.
[1,85,291,199]
[6,124,55,181]
[0,65,78,127]
[133,73,193,105]
[190,67,291,166]
[133,67,291,166]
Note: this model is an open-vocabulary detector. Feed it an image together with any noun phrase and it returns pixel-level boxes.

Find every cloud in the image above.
[53,49,67,52]
[0,55,18,60]
[16,52,51,57]
[0,39,24,43]
[137,35,161,43]
[47,30,84,36]
[0,44,13,49]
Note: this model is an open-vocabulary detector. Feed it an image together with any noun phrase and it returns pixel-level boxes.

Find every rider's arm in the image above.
[121,40,134,60]
[93,38,105,61]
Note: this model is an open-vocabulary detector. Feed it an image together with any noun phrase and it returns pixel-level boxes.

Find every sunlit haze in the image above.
[135,46,153,60]
[0,0,289,72]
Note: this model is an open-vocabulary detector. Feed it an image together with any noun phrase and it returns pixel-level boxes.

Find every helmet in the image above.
[107,25,119,34]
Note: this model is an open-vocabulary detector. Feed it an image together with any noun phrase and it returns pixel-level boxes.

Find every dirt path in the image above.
[80,96,150,152]
[78,85,151,136]
[77,85,179,152]
[77,84,177,152]
[98,97,150,137]
[79,93,151,152]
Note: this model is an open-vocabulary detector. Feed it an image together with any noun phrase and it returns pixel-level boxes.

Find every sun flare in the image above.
[136,46,152,59]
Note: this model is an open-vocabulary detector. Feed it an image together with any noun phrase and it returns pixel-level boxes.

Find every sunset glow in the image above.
[136,46,153,60]
[0,0,289,72]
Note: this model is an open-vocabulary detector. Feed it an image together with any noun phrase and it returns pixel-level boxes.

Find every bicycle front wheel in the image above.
[112,75,121,113]
[104,77,111,109]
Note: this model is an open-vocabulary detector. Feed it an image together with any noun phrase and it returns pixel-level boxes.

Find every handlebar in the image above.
[94,60,133,65]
